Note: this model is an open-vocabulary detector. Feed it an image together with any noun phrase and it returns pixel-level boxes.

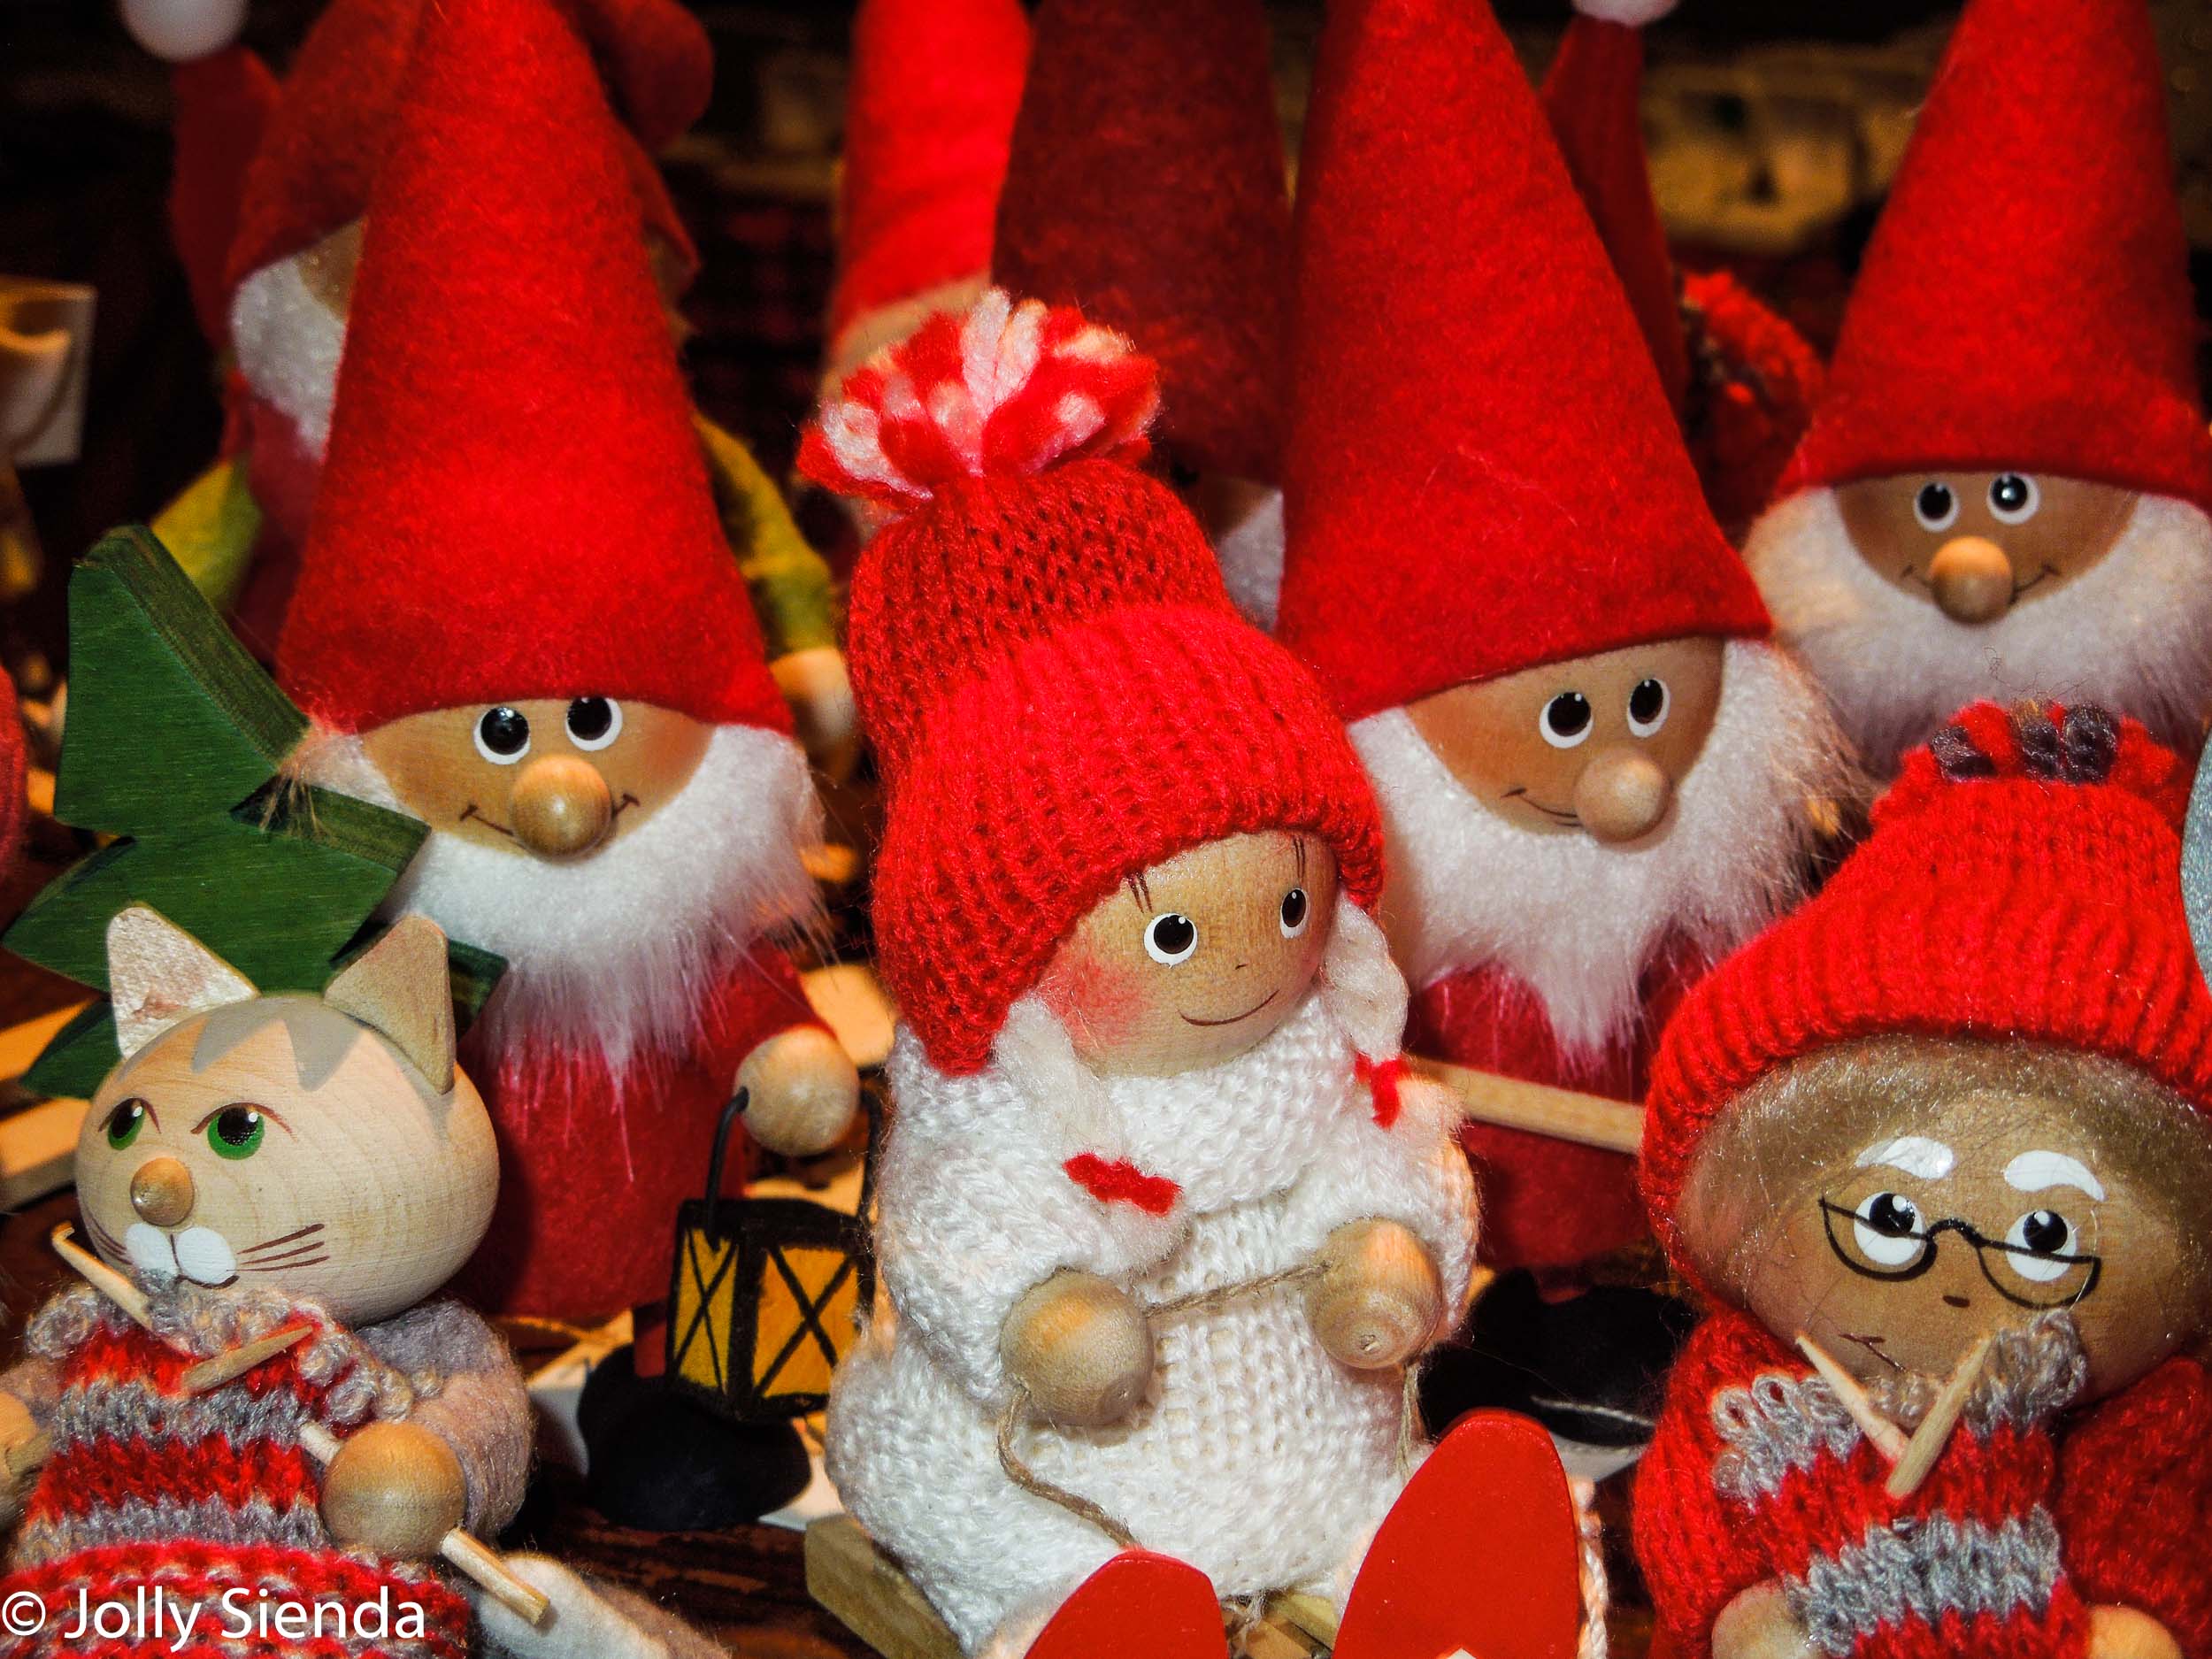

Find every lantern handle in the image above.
[701,1089,750,1235]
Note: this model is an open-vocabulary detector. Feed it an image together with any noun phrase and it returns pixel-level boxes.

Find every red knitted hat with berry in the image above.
[828,0,1031,366]
[223,0,707,295]
[801,291,1384,1073]
[274,0,787,736]
[1779,0,2212,507]
[993,0,1292,485]
[1643,701,2212,1277]
[1275,0,1770,725]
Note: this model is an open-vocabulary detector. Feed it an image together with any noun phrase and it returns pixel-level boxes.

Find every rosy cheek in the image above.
[1041,956,1161,1046]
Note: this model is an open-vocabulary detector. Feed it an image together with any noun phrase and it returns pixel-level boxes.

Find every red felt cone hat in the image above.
[1540,4,1690,416]
[275,0,786,736]
[993,0,1292,484]
[1277,0,1768,724]
[166,46,281,349]
[227,0,707,294]
[1782,0,2212,506]
[828,0,1032,366]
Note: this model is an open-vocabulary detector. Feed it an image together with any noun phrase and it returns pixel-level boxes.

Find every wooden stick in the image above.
[1885,1333,1994,1501]
[180,1325,313,1392]
[1409,1057,1644,1156]
[1794,1333,1909,1461]
[48,1226,549,1628]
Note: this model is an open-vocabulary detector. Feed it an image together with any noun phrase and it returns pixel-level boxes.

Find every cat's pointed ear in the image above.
[107,906,258,1059]
[324,918,457,1093]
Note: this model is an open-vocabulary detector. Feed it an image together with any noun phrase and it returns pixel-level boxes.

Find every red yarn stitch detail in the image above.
[1356,1053,1409,1128]
[1064,1153,1179,1216]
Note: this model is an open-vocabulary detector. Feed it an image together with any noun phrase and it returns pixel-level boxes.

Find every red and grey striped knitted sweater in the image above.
[1636,1309,2212,1659]
[0,1286,470,1659]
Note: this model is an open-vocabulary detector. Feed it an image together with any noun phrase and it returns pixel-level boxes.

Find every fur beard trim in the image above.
[1352,639,1857,1057]
[1213,484,1286,631]
[228,252,346,458]
[987,893,1404,1212]
[1749,487,2212,773]
[299,724,822,1074]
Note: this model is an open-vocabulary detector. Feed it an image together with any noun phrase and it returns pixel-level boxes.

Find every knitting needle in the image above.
[1884,1331,1995,1501]
[47,1225,550,1627]
[181,1325,314,1391]
[1793,1333,1910,1461]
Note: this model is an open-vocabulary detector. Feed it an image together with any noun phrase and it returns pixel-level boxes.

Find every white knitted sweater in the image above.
[826,991,1477,1653]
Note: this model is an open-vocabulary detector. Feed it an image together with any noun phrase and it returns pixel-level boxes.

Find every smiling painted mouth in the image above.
[1843,1333,1902,1372]
[1504,787,1580,826]
[460,793,638,841]
[1182,989,1279,1028]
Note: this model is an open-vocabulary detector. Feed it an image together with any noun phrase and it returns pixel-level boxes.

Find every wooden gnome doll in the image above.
[1636,701,2212,1659]
[0,908,735,1659]
[121,0,854,770]
[1275,0,1853,1449]
[1539,0,1825,541]
[797,291,1588,1657]
[991,0,1294,629]
[1742,0,2212,777]
[822,0,1030,386]
[277,0,858,1531]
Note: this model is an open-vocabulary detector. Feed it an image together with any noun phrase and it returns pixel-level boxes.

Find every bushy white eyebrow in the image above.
[1855,1136,1955,1179]
[2005,1150,2105,1202]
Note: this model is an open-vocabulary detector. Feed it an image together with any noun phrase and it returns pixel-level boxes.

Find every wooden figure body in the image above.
[0,906,733,1659]
[1741,0,2212,777]
[803,290,1586,1658]
[1635,703,2212,1659]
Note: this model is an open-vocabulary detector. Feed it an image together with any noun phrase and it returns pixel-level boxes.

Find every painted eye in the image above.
[1626,678,1671,738]
[473,706,531,764]
[2005,1210,2076,1281]
[1279,887,1310,939]
[1540,692,1593,749]
[1988,473,2040,525]
[566,696,623,750]
[1143,913,1199,966]
[206,1107,266,1162]
[104,1098,148,1151]
[1913,481,1959,532]
[1852,1191,1924,1266]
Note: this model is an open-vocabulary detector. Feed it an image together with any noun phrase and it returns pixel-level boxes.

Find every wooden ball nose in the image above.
[1928,536,2015,624]
[1575,749,1673,844]
[507,757,612,858]
[130,1156,195,1228]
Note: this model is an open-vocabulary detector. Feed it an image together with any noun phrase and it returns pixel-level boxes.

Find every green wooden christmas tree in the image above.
[4,526,501,1096]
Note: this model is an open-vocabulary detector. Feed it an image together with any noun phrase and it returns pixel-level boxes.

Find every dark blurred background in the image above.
[4,0,2212,671]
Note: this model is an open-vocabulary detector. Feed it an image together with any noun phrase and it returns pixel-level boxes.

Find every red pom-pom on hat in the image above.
[801,289,1158,509]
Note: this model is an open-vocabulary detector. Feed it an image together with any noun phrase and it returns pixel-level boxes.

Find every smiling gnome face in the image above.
[1744,0,2212,777]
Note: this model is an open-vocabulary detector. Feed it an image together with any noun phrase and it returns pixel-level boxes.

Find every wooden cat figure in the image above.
[0,906,727,1659]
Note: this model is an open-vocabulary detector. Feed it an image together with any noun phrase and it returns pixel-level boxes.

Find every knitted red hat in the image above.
[1643,701,2212,1276]
[1779,0,2212,506]
[992,0,1291,484]
[226,0,706,294]
[802,292,1385,1073]
[1275,0,1769,726]
[828,0,1032,362]
[1540,3,1689,416]
[274,0,787,736]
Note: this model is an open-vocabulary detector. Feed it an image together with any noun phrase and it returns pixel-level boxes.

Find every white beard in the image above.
[1351,639,1855,1058]
[1747,486,2212,773]
[228,254,346,459]
[299,724,822,1074]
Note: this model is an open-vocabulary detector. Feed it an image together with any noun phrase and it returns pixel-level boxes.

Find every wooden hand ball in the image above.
[1001,1271,1154,1428]
[739,1025,861,1156]
[319,1419,467,1561]
[2089,1608,2184,1659]
[1711,1582,1817,1659]
[1305,1219,1443,1371]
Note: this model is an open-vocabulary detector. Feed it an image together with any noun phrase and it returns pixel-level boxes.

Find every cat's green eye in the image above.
[206,1106,265,1161]
[104,1099,148,1151]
